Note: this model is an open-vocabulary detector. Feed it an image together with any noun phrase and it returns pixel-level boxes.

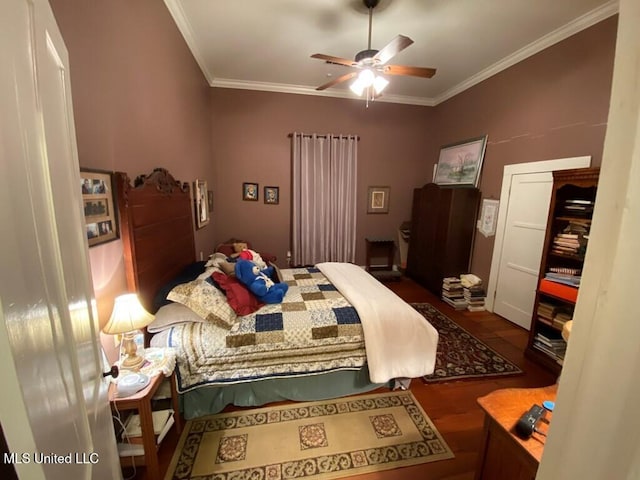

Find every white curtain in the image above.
[291,133,358,266]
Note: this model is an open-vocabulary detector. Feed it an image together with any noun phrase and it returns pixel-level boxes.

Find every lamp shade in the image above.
[102,293,154,335]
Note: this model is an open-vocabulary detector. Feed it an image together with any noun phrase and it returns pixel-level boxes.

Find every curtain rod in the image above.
[288,133,360,141]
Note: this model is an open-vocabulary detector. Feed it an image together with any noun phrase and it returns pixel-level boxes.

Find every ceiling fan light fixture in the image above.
[349,78,366,96]
[373,75,389,94]
[358,69,376,87]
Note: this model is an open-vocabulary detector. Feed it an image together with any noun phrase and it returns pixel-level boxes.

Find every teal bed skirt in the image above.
[180,365,386,419]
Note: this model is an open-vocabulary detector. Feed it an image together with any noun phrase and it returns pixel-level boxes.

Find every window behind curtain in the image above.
[291,133,358,266]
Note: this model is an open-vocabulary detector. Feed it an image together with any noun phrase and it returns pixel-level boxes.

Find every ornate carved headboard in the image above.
[115,168,196,313]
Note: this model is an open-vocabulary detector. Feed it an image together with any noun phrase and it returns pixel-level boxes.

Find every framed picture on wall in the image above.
[80,168,119,247]
[264,186,279,205]
[434,135,488,187]
[243,182,259,201]
[194,179,209,229]
[367,186,390,214]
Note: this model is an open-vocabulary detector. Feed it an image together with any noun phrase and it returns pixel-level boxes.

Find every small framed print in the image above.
[80,168,119,247]
[367,186,390,214]
[193,179,209,229]
[264,186,279,205]
[243,182,259,201]
[479,198,500,237]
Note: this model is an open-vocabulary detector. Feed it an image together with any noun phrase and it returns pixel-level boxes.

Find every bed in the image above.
[115,168,439,419]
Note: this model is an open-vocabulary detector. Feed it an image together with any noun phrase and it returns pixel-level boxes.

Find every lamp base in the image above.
[120,331,145,371]
[120,353,145,371]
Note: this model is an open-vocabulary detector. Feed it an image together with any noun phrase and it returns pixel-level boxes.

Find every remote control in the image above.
[515,404,546,439]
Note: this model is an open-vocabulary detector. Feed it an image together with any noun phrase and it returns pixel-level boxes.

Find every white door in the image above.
[492,173,553,329]
[0,1,120,479]
[486,157,591,330]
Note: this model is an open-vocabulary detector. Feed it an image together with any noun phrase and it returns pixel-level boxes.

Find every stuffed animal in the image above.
[235,259,288,304]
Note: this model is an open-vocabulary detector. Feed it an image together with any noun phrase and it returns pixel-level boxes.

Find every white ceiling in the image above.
[164,0,618,106]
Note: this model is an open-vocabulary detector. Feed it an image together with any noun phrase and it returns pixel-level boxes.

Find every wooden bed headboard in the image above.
[115,168,196,313]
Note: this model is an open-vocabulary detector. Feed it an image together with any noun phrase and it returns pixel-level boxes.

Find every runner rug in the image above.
[165,391,453,479]
[414,303,524,383]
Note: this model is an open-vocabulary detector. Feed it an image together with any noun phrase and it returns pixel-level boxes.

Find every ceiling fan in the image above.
[311,0,436,98]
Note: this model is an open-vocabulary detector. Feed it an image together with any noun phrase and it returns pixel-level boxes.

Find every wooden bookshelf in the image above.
[524,167,599,374]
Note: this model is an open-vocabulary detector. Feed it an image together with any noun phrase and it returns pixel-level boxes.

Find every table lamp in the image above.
[102,293,154,370]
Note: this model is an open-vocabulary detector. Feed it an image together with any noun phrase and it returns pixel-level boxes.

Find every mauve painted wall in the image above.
[210,90,435,266]
[210,16,616,278]
[49,0,616,330]
[433,16,617,283]
[50,0,214,332]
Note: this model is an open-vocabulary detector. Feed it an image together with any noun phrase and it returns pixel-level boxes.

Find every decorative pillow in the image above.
[147,303,205,333]
[167,278,237,329]
[212,271,264,316]
[152,261,207,313]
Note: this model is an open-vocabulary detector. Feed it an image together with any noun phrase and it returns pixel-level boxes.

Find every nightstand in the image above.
[109,353,182,479]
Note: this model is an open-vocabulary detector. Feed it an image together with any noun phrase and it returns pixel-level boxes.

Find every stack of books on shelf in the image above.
[536,300,557,327]
[441,277,467,310]
[536,300,574,330]
[544,266,581,287]
[550,223,589,257]
[532,332,567,364]
[460,273,486,311]
[552,310,573,330]
[561,199,594,217]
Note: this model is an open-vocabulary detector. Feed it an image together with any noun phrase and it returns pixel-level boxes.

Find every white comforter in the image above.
[317,262,439,383]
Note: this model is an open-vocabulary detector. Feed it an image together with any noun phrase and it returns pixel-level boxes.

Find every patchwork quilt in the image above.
[170,267,367,391]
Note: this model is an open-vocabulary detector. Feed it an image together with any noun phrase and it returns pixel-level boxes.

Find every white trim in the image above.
[485,156,591,313]
[165,1,618,107]
[163,0,214,84]
[210,78,437,106]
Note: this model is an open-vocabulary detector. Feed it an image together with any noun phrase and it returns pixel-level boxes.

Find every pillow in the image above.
[167,278,237,329]
[152,261,207,313]
[147,303,205,333]
[212,271,264,315]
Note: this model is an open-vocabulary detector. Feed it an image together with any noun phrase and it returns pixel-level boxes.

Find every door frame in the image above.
[485,156,591,313]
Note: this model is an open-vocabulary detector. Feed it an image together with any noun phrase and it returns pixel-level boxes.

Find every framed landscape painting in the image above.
[434,135,488,187]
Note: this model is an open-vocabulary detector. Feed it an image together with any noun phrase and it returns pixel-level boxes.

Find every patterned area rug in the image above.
[165,391,453,479]
[414,303,524,382]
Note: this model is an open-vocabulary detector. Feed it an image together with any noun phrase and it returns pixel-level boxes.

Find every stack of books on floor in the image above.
[532,332,567,364]
[441,277,467,310]
[460,273,486,311]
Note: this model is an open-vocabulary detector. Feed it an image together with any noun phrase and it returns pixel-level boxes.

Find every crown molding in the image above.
[433,0,619,105]
[163,0,214,85]
[166,0,619,107]
[210,78,437,106]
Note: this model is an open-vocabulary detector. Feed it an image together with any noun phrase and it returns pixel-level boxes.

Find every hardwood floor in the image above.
[124,276,556,480]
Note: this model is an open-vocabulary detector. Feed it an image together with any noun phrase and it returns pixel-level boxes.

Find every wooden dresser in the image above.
[406,183,480,295]
[475,384,557,480]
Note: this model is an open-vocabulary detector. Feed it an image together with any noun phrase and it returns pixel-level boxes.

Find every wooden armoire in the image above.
[406,183,480,295]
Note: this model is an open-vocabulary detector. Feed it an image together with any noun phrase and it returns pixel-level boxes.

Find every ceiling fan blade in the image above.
[373,35,414,65]
[383,64,437,78]
[316,71,358,91]
[311,53,357,68]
